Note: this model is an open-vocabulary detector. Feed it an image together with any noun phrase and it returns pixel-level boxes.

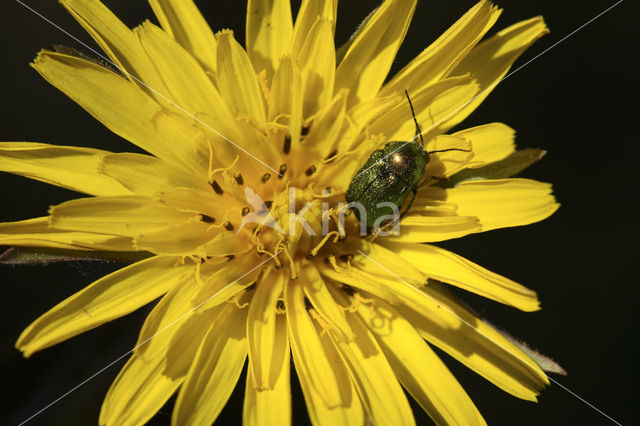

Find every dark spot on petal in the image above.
[211,180,223,194]
[304,298,313,310]
[278,164,287,178]
[242,207,250,216]
[301,124,310,137]
[324,149,338,162]
[234,173,244,185]
[342,285,356,296]
[283,135,291,154]
[276,300,285,310]
[305,165,316,176]
[339,254,353,262]
[264,200,273,209]
[224,221,234,231]
[226,254,235,261]
[261,173,271,183]
[201,214,215,223]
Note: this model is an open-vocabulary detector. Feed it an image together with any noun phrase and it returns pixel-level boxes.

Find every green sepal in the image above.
[438,148,547,188]
[503,335,567,375]
[0,246,153,265]
[431,280,565,375]
[489,318,566,375]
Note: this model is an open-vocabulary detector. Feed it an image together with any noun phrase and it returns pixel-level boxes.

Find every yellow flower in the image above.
[0,0,559,425]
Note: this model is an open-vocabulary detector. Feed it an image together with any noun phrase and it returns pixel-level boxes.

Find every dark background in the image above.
[0,1,636,425]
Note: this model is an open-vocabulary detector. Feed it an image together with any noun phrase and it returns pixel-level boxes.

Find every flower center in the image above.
[245,184,354,279]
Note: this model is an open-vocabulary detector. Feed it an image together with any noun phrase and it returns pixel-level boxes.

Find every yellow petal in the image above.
[49,196,198,237]
[301,90,348,167]
[325,252,426,304]
[379,241,540,311]
[447,17,549,128]
[134,276,202,361]
[156,187,224,218]
[327,289,415,426]
[203,231,254,257]
[346,94,402,143]
[357,298,485,426]
[291,0,337,57]
[172,304,248,425]
[194,254,262,308]
[396,282,549,400]
[0,142,129,196]
[137,21,235,130]
[320,266,399,306]
[335,0,417,107]
[453,122,515,167]
[99,153,210,196]
[321,242,427,305]
[285,279,352,409]
[246,0,293,79]
[381,0,501,95]
[423,135,474,178]
[101,278,212,426]
[445,178,559,231]
[150,110,211,174]
[299,18,335,117]
[149,0,218,73]
[300,264,354,340]
[0,217,133,251]
[354,241,425,285]
[216,29,267,123]
[299,338,366,426]
[135,223,238,257]
[408,194,458,217]
[16,256,186,357]
[368,75,476,142]
[247,273,286,389]
[31,51,176,161]
[286,281,364,426]
[163,305,224,378]
[326,260,546,400]
[99,354,182,426]
[60,0,170,103]
[389,214,481,243]
[244,316,292,426]
[269,56,303,148]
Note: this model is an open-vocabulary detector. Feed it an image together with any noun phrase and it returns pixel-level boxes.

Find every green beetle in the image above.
[346,91,460,230]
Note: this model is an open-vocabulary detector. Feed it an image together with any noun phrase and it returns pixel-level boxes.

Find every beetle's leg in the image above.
[418,174,453,189]
[427,147,472,154]
[400,187,418,219]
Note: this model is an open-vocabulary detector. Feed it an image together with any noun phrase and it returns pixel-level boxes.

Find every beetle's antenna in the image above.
[405,90,424,146]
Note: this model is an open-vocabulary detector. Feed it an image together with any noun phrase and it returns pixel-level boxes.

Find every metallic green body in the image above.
[345,142,429,228]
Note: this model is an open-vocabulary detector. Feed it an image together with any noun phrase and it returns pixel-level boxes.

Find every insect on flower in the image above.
[346,90,471,231]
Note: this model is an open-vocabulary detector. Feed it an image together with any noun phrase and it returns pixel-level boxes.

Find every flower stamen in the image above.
[309,308,331,336]
[307,230,339,258]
